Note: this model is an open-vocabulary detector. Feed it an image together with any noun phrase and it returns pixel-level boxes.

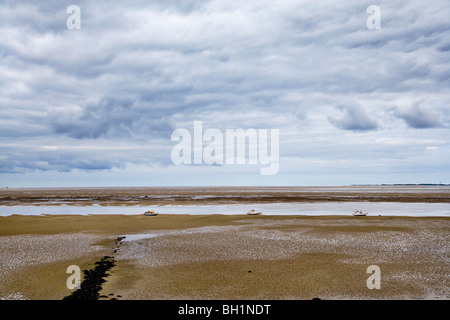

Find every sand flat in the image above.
[0,214,448,300]
[1,186,449,206]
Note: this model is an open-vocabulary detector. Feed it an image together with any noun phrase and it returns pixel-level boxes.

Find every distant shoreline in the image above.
[1,183,449,189]
[351,183,450,186]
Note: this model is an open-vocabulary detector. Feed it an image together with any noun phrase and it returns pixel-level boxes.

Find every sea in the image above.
[0,186,449,217]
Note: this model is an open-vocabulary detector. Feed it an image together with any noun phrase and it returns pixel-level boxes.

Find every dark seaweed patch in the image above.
[63,256,116,300]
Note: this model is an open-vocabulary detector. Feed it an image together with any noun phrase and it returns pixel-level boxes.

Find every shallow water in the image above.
[0,201,449,217]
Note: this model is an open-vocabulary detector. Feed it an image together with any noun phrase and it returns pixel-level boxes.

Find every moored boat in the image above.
[143,210,158,216]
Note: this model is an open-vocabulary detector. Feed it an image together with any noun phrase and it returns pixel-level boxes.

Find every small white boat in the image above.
[247,209,262,215]
[353,210,368,216]
[143,210,158,216]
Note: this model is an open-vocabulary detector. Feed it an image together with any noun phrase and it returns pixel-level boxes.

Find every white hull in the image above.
[353,210,368,216]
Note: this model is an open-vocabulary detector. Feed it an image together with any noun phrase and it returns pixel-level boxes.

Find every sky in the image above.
[0,0,449,187]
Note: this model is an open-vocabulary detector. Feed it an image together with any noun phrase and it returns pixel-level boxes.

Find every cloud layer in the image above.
[1,0,449,185]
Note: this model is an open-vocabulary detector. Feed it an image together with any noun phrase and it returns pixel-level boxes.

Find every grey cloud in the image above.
[48,97,175,139]
[0,0,67,34]
[437,41,450,52]
[328,103,379,131]
[395,101,445,129]
[0,152,125,174]
[338,1,450,50]
[1,0,449,180]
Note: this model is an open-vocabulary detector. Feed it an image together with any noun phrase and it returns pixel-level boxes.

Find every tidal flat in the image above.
[0,214,448,300]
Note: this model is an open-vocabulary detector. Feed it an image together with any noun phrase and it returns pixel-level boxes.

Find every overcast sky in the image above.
[1,0,449,187]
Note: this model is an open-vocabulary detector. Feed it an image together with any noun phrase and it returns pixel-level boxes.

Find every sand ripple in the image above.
[0,232,104,299]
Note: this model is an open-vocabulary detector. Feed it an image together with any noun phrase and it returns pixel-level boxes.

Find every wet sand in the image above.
[0,214,448,300]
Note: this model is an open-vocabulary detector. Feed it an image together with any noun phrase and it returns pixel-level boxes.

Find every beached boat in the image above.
[353,210,368,216]
[143,210,158,216]
[247,209,262,215]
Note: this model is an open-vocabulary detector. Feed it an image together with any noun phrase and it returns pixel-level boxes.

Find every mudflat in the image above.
[0,214,448,300]
[1,186,449,206]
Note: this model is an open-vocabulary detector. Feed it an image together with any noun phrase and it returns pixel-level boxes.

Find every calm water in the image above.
[0,202,449,217]
[1,186,449,217]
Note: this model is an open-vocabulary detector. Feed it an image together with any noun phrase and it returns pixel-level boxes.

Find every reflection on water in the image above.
[121,233,159,241]
[0,202,449,217]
